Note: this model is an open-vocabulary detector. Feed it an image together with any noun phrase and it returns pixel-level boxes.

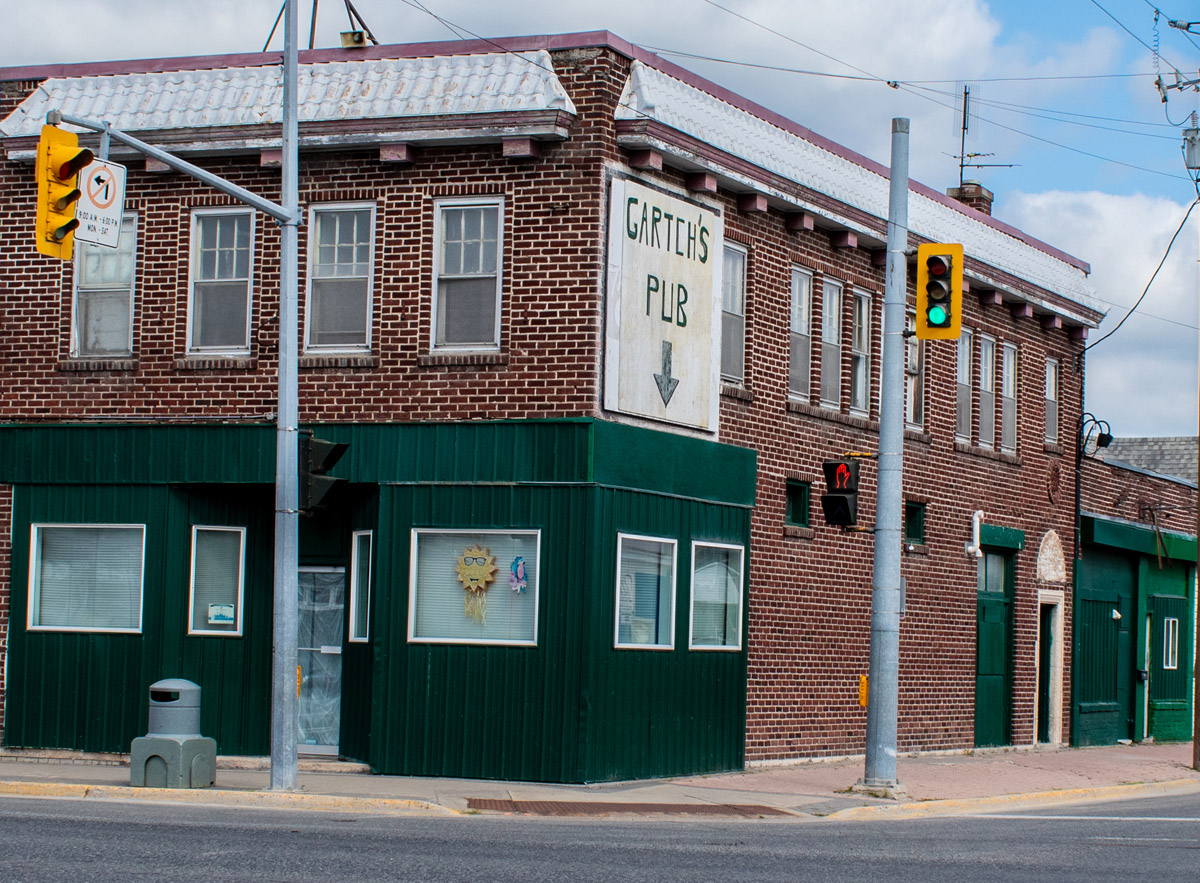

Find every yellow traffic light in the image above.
[914,242,964,340]
[35,125,94,260]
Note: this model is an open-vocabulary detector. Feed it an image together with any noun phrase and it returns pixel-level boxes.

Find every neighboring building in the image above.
[0,32,1129,782]
[1075,438,1197,745]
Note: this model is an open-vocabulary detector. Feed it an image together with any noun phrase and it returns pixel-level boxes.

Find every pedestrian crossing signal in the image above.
[821,458,860,527]
[35,125,94,261]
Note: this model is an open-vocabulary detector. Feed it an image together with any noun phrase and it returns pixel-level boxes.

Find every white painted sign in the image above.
[604,178,723,431]
[73,159,127,249]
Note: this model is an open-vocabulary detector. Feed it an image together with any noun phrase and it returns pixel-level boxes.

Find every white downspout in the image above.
[965,509,984,558]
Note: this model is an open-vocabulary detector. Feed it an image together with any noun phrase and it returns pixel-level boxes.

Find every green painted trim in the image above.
[1082,515,1198,563]
[980,523,1025,550]
[0,419,757,507]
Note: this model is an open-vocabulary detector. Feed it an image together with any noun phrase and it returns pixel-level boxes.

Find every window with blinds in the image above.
[408,530,539,645]
[188,526,245,635]
[615,534,676,649]
[28,524,145,633]
[689,542,744,650]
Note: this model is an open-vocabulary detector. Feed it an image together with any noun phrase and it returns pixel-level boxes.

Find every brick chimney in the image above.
[946,181,994,216]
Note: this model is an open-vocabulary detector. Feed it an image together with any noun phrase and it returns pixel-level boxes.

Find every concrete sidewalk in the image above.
[0,741,1196,820]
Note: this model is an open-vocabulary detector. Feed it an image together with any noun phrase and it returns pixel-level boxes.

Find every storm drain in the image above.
[466,799,791,817]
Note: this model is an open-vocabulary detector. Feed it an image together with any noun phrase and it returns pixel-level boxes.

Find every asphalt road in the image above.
[0,793,1196,882]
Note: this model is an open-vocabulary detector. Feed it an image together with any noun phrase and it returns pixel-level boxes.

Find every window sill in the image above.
[954,440,1022,466]
[783,525,815,540]
[720,383,754,402]
[299,354,379,369]
[1043,442,1064,456]
[904,428,932,444]
[418,351,507,368]
[58,358,138,372]
[903,542,929,555]
[174,357,254,370]
[788,400,878,432]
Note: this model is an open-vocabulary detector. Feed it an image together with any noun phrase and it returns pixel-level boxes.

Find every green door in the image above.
[1148,591,1192,741]
[975,551,1013,748]
[1074,548,1136,745]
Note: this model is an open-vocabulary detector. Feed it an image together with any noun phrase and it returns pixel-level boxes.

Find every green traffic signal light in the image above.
[928,303,948,326]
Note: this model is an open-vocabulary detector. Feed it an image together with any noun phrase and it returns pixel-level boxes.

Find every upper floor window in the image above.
[73,214,137,358]
[189,209,254,354]
[820,277,843,408]
[849,289,872,415]
[433,198,503,351]
[979,335,996,449]
[1001,343,1018,453]
[306,205,374,351]
[789,267,812,401]
[956,330,973,441]
[721,244,747,382]
[1045,358,1059,445]
[905,311,924,429]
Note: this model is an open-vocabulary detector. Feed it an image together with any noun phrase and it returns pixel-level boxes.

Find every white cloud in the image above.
[1005,189,1200,436]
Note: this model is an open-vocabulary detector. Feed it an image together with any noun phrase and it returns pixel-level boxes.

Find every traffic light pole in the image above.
[43,0,303,790]
[858,118,909,796]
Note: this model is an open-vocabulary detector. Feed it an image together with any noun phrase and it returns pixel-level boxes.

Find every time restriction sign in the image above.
[74,159,127,249]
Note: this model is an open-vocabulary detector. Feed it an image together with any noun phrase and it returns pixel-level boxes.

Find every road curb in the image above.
[822,777,1200,820]
[0,779,457,816]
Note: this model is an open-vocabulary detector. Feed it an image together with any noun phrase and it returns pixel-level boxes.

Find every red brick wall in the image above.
[0,46,1096,760]
[1081,456,1197,541]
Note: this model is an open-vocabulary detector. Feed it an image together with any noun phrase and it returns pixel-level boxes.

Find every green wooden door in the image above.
[1148,591,1192,741]
[975,551,1013,748]
[1074,548,1136,745]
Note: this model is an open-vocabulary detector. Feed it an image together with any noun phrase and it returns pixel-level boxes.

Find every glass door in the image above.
[298,567,345,756]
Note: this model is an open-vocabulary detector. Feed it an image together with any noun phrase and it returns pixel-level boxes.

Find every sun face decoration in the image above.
[456,545,498,623]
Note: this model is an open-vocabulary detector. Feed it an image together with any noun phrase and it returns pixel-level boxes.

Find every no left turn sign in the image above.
[74,159,127,249]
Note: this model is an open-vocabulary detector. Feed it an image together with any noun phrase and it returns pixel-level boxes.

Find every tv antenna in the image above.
[953,85,1015,187]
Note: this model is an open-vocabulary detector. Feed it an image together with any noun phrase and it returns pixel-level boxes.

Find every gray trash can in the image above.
[130,678,216,789]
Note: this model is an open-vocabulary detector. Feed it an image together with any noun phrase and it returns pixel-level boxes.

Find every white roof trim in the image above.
[0,50,576,139]
[616,60,1099,315]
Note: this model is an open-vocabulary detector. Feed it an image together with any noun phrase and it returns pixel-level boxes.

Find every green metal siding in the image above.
[581,486,748,781]
[6,484,275,755]
[1083,515,1197,563]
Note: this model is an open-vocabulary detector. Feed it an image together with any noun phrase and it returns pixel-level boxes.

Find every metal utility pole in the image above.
[1189,123,1200,773]
[270,0,302,792]
[859,118,909,795]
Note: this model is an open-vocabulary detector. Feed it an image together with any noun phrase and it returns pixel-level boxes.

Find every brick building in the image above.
[2,31,1175,782]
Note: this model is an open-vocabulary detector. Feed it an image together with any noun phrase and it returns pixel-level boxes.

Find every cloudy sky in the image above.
[4,0,1198,437]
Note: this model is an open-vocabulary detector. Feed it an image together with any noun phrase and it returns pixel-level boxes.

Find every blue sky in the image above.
[3,1,1198,437]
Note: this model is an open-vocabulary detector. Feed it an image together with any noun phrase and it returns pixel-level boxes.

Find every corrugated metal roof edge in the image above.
[0,29,1090,275]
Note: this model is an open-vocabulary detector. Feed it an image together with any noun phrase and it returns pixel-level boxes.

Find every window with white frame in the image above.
[789,267,812,400]
[721,244,747,382]
[850,289,871,415]
[408,530,538,645]
[979,335,996,448]
[1045,358,1059,445]
[28,524,145,633]
[307,205,374,351]
[615,533,676,649]
[188,526,245,636]
[820,277,843,408]
[1163,616,1179,670]
[189,210,254,353]
[433,199,503,350]
[905,311,924,429]
[73,214,137,358]
[1001,342,1017,452]
[956,330,973,441]
[690,542,743,650]
[349,530,372,642]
